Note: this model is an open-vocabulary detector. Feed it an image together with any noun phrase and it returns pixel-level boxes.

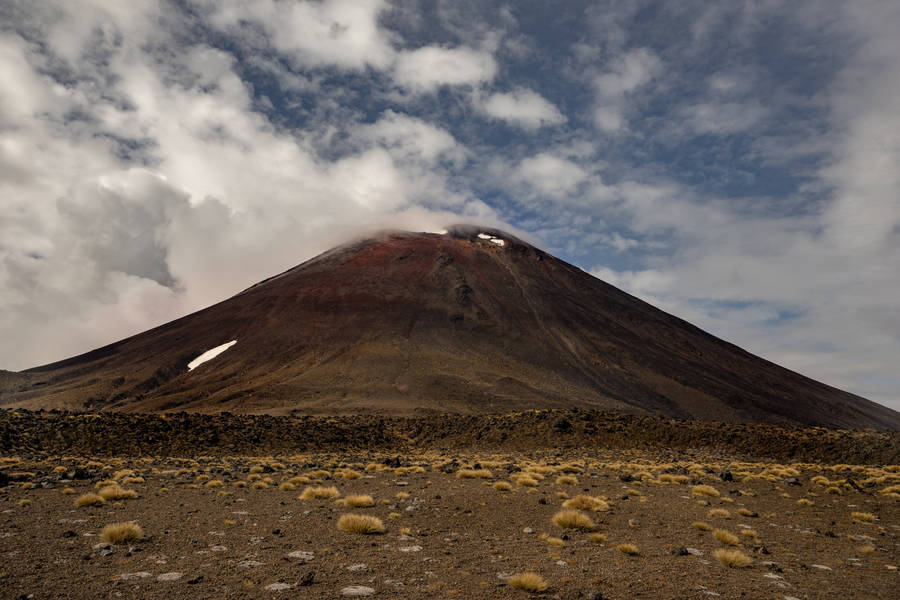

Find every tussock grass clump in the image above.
[95,479,117,489]
[279,482,296,491]
[552,509,595,531]
[589,532,607,544]
[62,487,75,495]
[121,477,144,484]
[101,522,143,544]
[858,545,876,555]
[507,572,548,592]
[692,521,712,531]
[555,475,578,485]
[75,493,105,507]
[396,491,410,499]
[739,529,758,539]
[299,486,340,500]
[852,511,876,523]
[545,536,565,547]
[205,479,224,488]
[616,543,640,555]
[249,466,264,474]
[692,485,720,498]
[339,469,362,480]
[337,513,385,534]
[288,476,310,486]
[737,508,756,517]
[456,469,493,479]
[796,498,814,506]
[713,548,752,568]
[708,508,730,519]
[516,476,538,487]
[562,495,609,512]
[98,485,138,500]
[713,529,739,546]
[339,494,375,508]
[659,474,689,484]
[493,481,513,492]
[251,481,269,490]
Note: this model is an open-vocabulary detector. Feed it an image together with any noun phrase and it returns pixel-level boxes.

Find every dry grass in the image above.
[708,508,730,519]
[562,495,609,511]
[339,494,375,508]
[75,493,105,507]
[555,475,578,485]
[279,482,296,491]
[545,536,565,547]
[589,533,607,544]
[251,481,269,489]
[336,513,386,534]
[61,487,75,495]
[506,572,548,592]
[796,498,814,506]
[493,481,513,492]
[713,529,739,546]
[98,484,138,500]
[100,522,143,544]
[852,511,876,523]
[299,486,340,500]
[713,548,752,568]
[692,485,720,498]
[456,469,493,479]
[552,510,595,531]
[516,476,538,487]
[204,479,224,488]
[616,543,640,555]
[692,521,712,531]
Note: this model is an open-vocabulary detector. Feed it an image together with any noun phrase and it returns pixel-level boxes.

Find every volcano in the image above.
[1,225,897,429]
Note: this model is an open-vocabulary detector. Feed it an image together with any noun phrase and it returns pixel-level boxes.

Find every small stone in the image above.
[115,572,151,581]
[522,527,534,534]
[237,560,264,568]
[686,548,703,556]
[672,547,689,556]
[341,585,376,596]
[298,571,315,586]
[399,546,422,552]
[156,572,183,582]
[187,575,203,584]
[347,564,367,572]
[264,583,292,591]
[811,564,832,571]
[286,550,314,562]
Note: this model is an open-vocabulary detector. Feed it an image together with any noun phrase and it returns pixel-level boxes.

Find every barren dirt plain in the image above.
[1,410,898,599]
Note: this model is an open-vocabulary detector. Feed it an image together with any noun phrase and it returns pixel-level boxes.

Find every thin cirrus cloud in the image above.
[0,0,899,413]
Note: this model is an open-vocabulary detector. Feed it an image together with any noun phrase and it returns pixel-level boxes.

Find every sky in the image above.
[1,1,898,412]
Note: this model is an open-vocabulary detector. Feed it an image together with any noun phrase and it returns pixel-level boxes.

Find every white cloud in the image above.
[592,47,661,132]
[203,0,395,70]
[516,153,589,198]
[393,45,497,92]
[480,88,566,129]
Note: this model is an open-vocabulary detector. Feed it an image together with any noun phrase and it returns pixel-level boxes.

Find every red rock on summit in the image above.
[2,225,898,430]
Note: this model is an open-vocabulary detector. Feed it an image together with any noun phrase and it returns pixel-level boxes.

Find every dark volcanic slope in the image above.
[1,225,898,429]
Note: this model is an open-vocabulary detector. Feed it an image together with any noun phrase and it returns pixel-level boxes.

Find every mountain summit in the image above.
[2,225,898,429]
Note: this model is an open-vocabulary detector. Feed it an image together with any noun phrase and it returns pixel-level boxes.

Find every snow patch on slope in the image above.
[188,340,237,371]
[478,232,506,246]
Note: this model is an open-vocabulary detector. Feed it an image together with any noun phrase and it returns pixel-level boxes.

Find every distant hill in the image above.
[2,225,897,430]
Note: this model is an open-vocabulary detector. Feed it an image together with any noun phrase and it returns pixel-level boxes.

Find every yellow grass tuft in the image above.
[616,543,640,555]
[796,498,814,506]
[493,481,513,492]
[555,475,578,485]
[713,548,752,568]
[692,485,720,498]
[75,493,105,507]
[552,510,595,531]
[337,513,385,534]
[516,476,538,487]
[101,522,143,544]
[456,469,493,479]
[251,481,269,489]
[852,511,876,523]
[279,482,296,491]
[288,476,310,486]
[507,572,548,592]
[205,479,224,488]
[62,487,75,495]
[98,485,138,500]
[339,494,375,508]
[708,508,730,519]
[737,508,755,517]
[713,529,739,546]
[299,486,340,500]
[562,495,610,512]
[692,521,712,531]
[545,536,565,547]
[588,533,607,544]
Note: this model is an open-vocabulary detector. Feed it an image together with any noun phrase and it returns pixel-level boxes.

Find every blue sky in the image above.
[1,1,899,411]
